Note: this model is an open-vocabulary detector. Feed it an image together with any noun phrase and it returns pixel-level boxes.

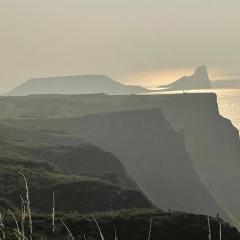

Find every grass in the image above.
[0,172,232,240]
[0,173,155,240]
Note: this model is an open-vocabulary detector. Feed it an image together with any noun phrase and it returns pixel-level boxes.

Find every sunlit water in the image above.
[215,89,240,132]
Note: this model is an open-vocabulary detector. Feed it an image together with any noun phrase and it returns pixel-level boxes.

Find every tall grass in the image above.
[0,211,5,239]
[60,220,75,240]
[52,192,55,234]
[207,215,223,240]
[147,218,152,240]
[17,172,32,240]
[0,172,156,240]
[207,216,211,240]
[91,215,104,240]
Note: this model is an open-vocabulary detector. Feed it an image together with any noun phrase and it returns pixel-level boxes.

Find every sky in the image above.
[0,0,240,92]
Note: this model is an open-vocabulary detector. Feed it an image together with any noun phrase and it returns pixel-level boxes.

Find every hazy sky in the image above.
[0,0,240,92]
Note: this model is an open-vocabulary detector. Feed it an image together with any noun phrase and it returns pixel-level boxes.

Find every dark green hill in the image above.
[160,66,211,90]
[39,144,138,189]
[0,141,154,214]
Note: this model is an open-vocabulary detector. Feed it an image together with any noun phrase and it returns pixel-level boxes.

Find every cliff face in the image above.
[2,93,240,223]
[123,93,240,223]
[27,109,226,217]
[171,97,240,223]
[35,144,138,189]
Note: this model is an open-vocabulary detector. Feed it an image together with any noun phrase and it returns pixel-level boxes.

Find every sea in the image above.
[216,89,240,132]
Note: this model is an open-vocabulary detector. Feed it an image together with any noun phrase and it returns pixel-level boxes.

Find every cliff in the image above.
[2,93,240,225]
[20,108,227,218]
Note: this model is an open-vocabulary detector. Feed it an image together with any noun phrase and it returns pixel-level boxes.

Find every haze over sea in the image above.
[216,89,240,132]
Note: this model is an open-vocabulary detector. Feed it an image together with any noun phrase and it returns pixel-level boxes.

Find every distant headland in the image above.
[159,65,211,91]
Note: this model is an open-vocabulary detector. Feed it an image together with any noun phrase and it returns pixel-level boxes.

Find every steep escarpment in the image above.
[27,109,226,217]
[2,93,240,223]
[168,96,240,223]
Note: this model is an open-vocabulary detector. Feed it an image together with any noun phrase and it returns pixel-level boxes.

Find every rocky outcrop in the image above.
[160,66,211,90]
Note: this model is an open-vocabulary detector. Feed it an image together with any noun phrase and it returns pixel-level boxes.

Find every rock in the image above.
[160,65,211,90]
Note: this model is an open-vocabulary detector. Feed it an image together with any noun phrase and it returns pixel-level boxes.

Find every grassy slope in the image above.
[0,141,154,214]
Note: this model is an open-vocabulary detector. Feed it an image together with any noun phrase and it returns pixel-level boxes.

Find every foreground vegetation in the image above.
[0,173,239,240]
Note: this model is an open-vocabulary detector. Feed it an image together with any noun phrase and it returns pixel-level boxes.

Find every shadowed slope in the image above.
[1,93,240,223]
[0,140,154,213]
[26,108,226,218]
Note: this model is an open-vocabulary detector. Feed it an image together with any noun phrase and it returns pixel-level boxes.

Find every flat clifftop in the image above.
[0,92,219,120]
[16,107,226,218]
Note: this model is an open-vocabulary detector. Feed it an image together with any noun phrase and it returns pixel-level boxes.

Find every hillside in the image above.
[16,108,227,218]
[0,140,154,213]
[1,93,240,224]
[32,144,138,189]
[6,75,147,96]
